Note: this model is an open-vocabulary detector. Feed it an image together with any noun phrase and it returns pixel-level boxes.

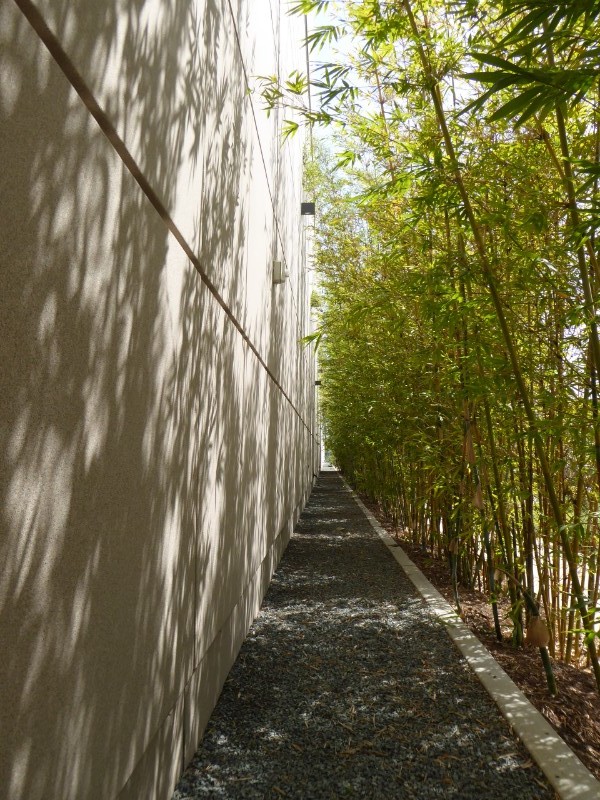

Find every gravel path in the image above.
[173,473,554,799]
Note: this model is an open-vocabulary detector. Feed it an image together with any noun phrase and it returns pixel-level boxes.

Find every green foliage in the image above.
[290,0,332,15]
[291,0,600,676]
[463,54,597,123]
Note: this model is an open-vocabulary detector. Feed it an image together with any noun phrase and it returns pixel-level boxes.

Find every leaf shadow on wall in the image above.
[0,0,295,797]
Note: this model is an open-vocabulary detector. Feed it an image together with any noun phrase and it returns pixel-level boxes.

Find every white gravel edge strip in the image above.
[341,478,600,800]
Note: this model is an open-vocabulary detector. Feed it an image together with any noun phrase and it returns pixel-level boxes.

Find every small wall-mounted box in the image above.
[301,202,315,216]
[273,260,289,285]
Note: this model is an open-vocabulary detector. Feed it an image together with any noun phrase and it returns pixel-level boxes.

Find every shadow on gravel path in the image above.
[173,473,554,799]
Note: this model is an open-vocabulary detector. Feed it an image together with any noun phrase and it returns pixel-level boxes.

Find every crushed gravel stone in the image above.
[173,472,555,799]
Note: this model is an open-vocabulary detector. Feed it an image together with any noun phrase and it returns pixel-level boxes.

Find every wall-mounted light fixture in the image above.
[273,260,289,285]
[301,202,315,216]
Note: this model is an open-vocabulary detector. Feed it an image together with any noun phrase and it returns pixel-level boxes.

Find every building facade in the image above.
[0,1,318,797]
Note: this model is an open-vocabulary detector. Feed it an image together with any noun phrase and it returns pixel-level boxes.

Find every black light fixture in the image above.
[301,202,315,216]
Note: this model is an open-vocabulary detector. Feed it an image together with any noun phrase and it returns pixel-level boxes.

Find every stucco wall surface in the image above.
[0,1,317,798]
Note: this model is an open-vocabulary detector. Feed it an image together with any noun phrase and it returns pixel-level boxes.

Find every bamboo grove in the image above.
[265,0,600,692]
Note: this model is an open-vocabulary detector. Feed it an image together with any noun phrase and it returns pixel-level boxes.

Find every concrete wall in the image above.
[0,1,318,798]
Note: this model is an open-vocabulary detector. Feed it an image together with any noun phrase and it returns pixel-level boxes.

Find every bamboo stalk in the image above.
[402,0,600,691]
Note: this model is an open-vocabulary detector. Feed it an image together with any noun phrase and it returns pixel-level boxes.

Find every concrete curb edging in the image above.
[341,478,600,800]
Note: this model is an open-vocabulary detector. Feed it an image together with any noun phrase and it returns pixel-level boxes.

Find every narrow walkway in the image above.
[174,473,554,799]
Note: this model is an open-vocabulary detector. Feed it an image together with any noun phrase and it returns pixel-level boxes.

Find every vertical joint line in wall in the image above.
[182,690,187,775]
[224,1,283,246]
[225,0,302,330]
[304,15,314,157]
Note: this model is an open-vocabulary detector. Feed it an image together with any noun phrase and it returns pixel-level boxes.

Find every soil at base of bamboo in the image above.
[361,496,600,783]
